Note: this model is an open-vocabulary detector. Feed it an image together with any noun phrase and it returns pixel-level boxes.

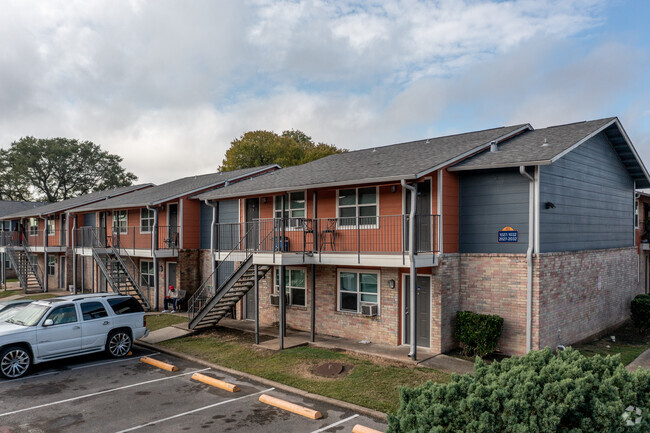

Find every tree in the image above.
[220,129,346,171]
[1,137,137,202]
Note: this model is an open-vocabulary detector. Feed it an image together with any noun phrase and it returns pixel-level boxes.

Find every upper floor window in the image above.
[29,218,38,236]
[113,210,128,234]
[274,192,306,228]
[337,187,377,227]
[47,219,55,236]
[140,209,155,233]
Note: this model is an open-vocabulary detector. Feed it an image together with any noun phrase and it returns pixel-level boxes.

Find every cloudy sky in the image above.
[0,0,648,184]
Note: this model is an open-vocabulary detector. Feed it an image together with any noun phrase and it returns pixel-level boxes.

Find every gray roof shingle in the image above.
[2,184,152,219]
[72,165,278,212]
[0,201,47,218]
[194,124,530,201]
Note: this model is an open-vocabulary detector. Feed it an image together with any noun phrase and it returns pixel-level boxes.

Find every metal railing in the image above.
[215,215,439,258]
[74,225,179,253]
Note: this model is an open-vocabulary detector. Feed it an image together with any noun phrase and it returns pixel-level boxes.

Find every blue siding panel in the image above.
[459,168,530,253]
[199,202,212,249]
[538,132,634,252]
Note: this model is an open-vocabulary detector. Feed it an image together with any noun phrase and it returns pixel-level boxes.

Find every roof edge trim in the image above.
[448,160,553,172]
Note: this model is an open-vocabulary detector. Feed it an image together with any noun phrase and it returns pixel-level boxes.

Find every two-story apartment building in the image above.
[68,165,279,310]
[188,117,648,357]
[0,185,152,294]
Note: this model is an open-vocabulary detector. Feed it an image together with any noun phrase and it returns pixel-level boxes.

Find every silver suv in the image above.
[0,293,149,379]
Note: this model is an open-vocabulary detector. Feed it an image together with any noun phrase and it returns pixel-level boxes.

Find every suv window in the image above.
[107,297,144,315]
[80,302,108,321]
[47,305,78,325]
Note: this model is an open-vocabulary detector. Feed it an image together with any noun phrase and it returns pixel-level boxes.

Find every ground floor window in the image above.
[140,260,154,287]
[47,256,57,276]
[274,267,306,306]
[338,269,379,313]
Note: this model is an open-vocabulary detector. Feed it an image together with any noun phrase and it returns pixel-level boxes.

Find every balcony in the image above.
[0,229,68,252]
[214,215,439,267]
[74,225,179,257]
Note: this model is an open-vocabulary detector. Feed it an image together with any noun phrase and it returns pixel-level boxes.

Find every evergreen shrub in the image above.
[455,310,504,357]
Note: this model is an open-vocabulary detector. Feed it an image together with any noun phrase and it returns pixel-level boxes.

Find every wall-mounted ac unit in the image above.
[361,304,378,317]
[269,293,290,306]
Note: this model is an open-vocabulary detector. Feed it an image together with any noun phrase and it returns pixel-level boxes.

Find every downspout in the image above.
[519,166,534,353]
[401,179,417,360]
[40,215,48,292]
[204,199,218,292]
[147,205,159,310]
[72,215,77,293]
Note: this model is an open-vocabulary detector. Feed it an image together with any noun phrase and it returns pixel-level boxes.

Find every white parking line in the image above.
[310,414,360,433]
[0,367,210,418]
[114,387,276,433]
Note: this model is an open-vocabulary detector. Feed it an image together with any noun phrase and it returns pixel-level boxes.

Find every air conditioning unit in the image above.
[361,304,378,317]
[269,294,279,306]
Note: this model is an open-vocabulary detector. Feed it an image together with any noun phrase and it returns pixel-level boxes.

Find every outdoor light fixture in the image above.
[545,202,556,209]
[262,197,267,203]
[391,185,397,193]
[388,279,396,289]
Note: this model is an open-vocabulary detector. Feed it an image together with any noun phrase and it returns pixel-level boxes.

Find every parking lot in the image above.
[0,346,387,433]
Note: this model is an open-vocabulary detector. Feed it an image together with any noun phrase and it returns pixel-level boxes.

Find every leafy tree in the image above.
[220,129,346,171]
[1,137,137,202]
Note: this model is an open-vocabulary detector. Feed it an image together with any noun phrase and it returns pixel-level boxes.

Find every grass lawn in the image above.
[572,321,650,366]
[160,328,450,414]
[146,314,188,332]
[0,290,23,299]
[6,278,18,283]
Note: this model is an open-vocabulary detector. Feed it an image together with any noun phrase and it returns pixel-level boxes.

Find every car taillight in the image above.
[143,315,147,327]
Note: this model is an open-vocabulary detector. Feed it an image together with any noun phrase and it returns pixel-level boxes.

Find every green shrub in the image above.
[387,348,650,433]
[631,294,650,331]
[454,310,504,357]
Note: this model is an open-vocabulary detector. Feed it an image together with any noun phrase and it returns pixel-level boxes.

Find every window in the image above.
[338,270,379,313]
[47,219,55,236]
[29,218,38,236]
[140,209,155,233]
[113,210,128,234]
[274,267,306,306]
[1,221,10,231]
[47,256,57,276]
[80,302,108,320]
[274,192,306,228]
[30,255,37,266]
[337,187,377,227]
[108,297,144,315]
[140,260,154,287]
[46,305,78,325]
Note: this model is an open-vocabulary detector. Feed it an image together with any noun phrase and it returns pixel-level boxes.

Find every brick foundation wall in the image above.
[537,247,642,349]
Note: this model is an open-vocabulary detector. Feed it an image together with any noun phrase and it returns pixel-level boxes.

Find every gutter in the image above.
[401,180,418,360]
[519,166,535,353]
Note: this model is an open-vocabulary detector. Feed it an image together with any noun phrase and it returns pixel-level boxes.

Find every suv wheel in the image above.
[0,346,31,379]
[106,330,132,358]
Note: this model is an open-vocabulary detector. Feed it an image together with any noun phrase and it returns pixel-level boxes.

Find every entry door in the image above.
[245,198,259,250]
[60,215,66,246]
[168,204,179,247]
[403,275,431,348]
[98,212,107,247]
[244,290,256,320]
[405,180,432,252]
[167,262,177,290]
[59,257,66,289]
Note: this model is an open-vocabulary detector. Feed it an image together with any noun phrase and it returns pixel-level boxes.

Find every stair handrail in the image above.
[5,248,29,292]
[188,219,278,321]
[20,237,45,292]
[108,228,149,308]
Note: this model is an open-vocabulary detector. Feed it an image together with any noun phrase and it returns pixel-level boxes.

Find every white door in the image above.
[79,301,112,350]
[36,304,82,358]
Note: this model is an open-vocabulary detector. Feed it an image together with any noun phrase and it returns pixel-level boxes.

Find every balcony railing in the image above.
[74,226,179,252]
[0,229,68,248]
[215,215,439,260]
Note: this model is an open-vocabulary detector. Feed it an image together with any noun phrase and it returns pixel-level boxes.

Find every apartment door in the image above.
[405,179,432,252]
[59,257,66,289]
[245,198,259,250]
[403,275,431,348]
[60,215,66,246]
[166,262,177,290]
[98,212,107,247]
[167,204,179,248]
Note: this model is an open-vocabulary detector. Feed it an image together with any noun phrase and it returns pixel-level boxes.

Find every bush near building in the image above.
[631,294,650,331]
[454,310,504,357]
[387,348,650,433]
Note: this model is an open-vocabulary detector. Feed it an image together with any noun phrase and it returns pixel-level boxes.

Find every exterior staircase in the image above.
[6,245,44,293]
[92,248,151,310]
[188,257,271,330]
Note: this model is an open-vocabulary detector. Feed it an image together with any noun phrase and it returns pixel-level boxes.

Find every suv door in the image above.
[79,301,112,350]
[35,304,82,358]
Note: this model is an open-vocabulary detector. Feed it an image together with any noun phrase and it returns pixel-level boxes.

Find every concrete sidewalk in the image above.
[627,348,650,371]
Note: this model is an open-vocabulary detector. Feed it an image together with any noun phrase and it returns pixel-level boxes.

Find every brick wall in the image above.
[537,247,641,349]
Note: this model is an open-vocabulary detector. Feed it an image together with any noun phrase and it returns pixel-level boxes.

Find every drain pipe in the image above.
[147,205,159,310]
[401,179,418,360]
[72,215,77,293]
[204,200,218,292]
[40,215,48,292]
[519,166,534,353]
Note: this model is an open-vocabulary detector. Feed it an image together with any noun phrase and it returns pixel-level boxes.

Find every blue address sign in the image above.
[498,226,518,243]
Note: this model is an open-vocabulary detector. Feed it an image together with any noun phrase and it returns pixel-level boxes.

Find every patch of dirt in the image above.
[289,361,354,381]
